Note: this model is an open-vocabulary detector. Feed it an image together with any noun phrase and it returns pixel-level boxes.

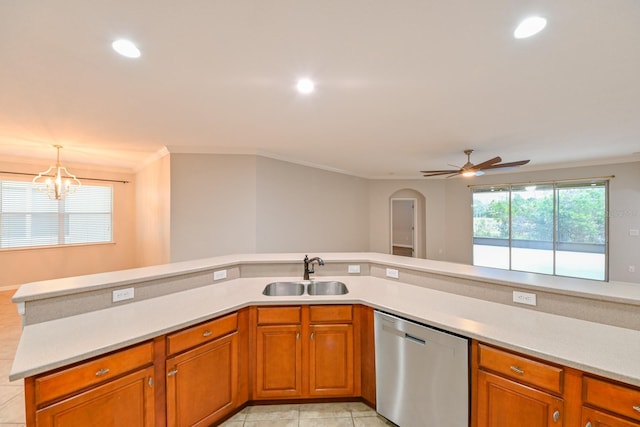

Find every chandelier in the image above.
[32,145,81,200]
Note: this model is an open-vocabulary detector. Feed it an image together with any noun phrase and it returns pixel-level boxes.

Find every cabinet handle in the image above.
[95,368,110,376]
[148,377,154,387]
[510,365,524,375]
[296,332,300,340]
[585,422,592,427]
[168,369,178,377]
[552,410,560,422]
[202,330,212,337]
[633,405,640,413]
[311,332,315,340]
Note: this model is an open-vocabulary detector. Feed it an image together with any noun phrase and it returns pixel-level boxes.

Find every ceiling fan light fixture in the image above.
[462,170,484,177]
[514,16,547,39]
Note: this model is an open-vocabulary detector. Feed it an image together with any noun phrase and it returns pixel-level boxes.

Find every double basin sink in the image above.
[263,281,348,296]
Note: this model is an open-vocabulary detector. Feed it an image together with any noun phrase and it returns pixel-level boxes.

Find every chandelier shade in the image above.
[32,145,81,200]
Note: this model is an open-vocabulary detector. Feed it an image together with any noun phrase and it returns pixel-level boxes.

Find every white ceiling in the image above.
[1,0,639,178]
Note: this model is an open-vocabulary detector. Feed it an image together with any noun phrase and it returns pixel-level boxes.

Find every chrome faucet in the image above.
[303,255,324,280]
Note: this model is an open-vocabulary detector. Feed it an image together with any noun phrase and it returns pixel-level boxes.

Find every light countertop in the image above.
[10,274,640,387]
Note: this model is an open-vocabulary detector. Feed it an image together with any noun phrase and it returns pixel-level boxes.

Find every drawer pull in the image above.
[168,369,178,377]
[552,410,560,422]
[95,368,110,377]
[510,365,524,375]
[633,405,640,413]
[202,330,212,337]
[585,422,592,427]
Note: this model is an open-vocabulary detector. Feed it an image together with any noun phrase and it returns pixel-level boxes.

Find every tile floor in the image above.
[219,402,395,427]
[0,290,25,427]
[0,290,392,427]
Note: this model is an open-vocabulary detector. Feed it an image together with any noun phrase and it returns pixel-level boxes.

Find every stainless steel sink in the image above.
[307,281,349,295]
[262,281,306,296]
[262,281,348,296]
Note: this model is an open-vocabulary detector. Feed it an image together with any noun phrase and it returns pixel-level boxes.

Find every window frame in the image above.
[471,179,609,281]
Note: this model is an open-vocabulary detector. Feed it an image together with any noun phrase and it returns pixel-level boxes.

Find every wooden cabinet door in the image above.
[255,325,303,398]
[477,370,564,427]
[308,324,354,397]
[582,407,640,427]
[166,332,238,427]
[36,366,155,427]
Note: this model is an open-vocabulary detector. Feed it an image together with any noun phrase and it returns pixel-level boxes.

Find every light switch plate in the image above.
[386,268,399,279]
[213,270,227,280]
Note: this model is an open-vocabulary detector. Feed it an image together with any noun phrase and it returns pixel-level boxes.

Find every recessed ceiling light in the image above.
[296,78,315,95]
[112,39,141,58]
[514,16,547,39]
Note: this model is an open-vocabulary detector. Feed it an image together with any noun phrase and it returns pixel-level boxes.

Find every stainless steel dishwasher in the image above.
[374,310,469,427]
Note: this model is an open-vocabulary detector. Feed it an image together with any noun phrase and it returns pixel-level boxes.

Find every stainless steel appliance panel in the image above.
[375,310,469,427]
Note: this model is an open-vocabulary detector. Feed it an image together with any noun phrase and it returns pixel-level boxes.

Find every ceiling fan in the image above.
[421,149,530,178]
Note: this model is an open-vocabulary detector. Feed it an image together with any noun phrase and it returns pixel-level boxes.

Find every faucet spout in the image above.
[303,255,325,280]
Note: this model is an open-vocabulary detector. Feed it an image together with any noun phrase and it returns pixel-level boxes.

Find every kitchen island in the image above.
[9,253,640,426]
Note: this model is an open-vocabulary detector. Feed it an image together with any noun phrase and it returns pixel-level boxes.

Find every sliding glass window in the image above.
[472,181,608,280]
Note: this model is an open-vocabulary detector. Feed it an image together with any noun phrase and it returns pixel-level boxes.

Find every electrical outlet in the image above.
[348,265,361,274]
[513,291,537,306]
[113,288,134,303]
[630,229,639,237]
[213,270,227,280]
[386,268,399,279]
[629,266,636,273]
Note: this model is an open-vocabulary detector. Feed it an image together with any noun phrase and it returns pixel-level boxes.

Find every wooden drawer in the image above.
[167,312,237,356]
[478,344,564,394]
[309,305,353,323]
[582,406,640,427]
[257,306,301,325]
[35,341,154,405]
[583,376,640,422]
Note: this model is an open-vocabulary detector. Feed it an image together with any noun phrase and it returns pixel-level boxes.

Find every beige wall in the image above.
[442,161,640,282]
[169,154,258,262]
[0,158,137,289]
[167,154,370,260]
[255,157,369,253]
[135,154,171,267]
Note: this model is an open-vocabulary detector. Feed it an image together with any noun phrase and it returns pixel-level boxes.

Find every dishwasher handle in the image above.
[405,333,426,345]
[380,318,426,345]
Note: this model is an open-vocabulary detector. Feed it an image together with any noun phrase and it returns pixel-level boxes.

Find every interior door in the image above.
[391,198,416,257]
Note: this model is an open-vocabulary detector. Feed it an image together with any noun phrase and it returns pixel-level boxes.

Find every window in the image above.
[0,179,113,249]
[472,181,608,280]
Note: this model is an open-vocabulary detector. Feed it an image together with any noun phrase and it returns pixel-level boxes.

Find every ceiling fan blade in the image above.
[483,160,530,169]
[471,156,502,171]
[422,171,459,177]
[420,169,459,174]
